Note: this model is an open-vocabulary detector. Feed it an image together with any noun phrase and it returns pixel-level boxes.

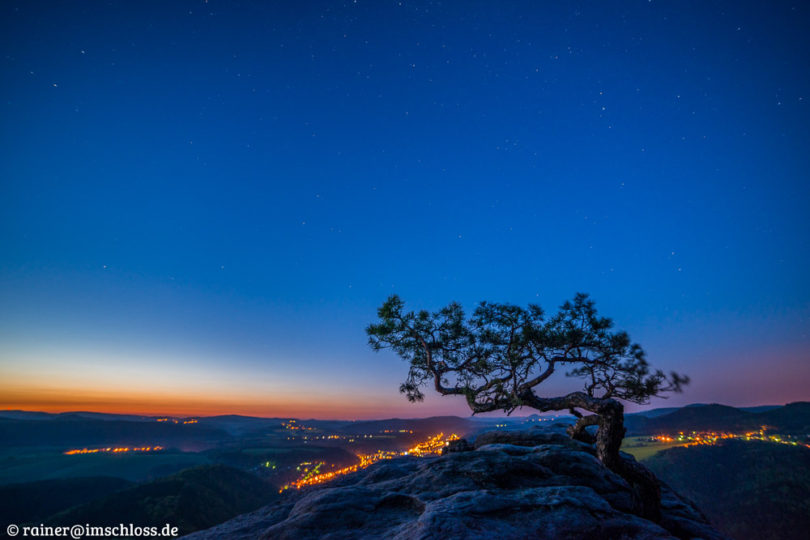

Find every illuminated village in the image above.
[64,446,164,455]
[650,426,810,449]
[155,417,198,424]
[279,432,460,493]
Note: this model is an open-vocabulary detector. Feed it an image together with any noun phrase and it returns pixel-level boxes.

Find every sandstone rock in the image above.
[472,425,587,452]
[441,437,473,454]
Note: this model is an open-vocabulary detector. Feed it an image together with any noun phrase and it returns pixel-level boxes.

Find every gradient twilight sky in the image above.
[1,1,808,419]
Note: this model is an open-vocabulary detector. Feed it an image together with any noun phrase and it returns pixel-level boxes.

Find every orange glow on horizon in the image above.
[0,383,468,420]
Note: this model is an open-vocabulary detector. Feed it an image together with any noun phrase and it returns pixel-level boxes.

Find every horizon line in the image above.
[0,401,800,422]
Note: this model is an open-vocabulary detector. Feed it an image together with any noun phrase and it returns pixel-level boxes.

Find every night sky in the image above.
[1,1,808,418]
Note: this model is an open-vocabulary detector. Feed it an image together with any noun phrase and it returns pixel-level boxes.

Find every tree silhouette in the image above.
[367,293,688,518]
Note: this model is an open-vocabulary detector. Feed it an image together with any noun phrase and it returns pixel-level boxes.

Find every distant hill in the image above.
[0,416,229,450]
[46,465,278,536]
[0,410,157,422]
[646,440,810,540]
[339,416,477,437]
[0,476,132,525]
[55,411,154,422]
[0,410,61,421]
[195,415,286,436]
[628,403,782,419]
[628,407,684,418]
[2,404,804,448]
[739,405,782,413]
[624,402,810,435]
[755,402,810,432]
[0,411,479,444]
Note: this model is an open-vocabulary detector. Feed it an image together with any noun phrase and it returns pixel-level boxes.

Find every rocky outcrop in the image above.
[186,427,726,540]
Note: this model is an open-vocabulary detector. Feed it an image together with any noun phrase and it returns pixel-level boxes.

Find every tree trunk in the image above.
[566,413,598,444]
[519,390,661,521]
[594,400,661,521]
[594,399,624,470]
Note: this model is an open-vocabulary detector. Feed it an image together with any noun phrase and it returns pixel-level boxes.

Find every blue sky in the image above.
[1,1,808,418]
